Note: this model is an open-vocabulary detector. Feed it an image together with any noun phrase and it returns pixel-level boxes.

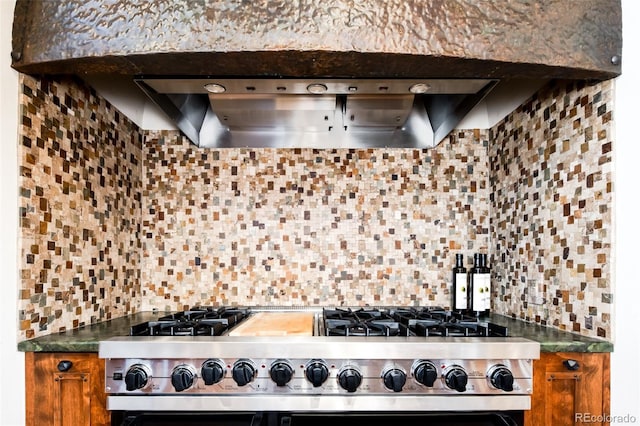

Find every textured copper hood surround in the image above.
[11,0,621,147]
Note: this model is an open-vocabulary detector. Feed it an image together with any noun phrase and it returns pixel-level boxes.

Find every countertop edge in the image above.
[539,341,614,353]
[18,341,615,354]
[18,340,100,353]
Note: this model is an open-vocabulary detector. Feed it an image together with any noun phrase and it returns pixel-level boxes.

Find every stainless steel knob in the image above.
[270,359,294,386]
[338,365,362,393]
[201,359,225,385]
[232,359,257,386]
[305,359,329,387]
[488,364,514,392]
[171,364,197,392]
[444,365,468,392]
[412,360,438,387]
[125,363,152,391]
[382,367,407,392]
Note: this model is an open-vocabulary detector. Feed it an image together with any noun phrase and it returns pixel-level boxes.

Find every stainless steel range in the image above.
[99,307,540,426]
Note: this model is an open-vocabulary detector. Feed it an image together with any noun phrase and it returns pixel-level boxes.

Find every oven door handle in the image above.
[279,416,292,426]
[251,413,264,426]
[496,413,520,426]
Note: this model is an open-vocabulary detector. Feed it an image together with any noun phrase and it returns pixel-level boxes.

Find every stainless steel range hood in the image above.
[136,78,498,149]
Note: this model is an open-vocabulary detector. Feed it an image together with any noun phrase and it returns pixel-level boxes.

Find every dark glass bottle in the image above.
[452,254,468,313]
[469,253,485,316]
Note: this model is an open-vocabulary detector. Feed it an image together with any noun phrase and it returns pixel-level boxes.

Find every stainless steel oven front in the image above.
[100,335,539,426]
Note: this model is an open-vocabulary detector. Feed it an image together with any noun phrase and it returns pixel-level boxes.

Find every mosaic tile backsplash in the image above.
[489,80,613,338]
[18,75,143,339]
[140,131,490,311]
[17,75,613,340]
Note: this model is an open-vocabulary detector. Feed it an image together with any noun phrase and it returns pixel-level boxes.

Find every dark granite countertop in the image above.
[17,311,613,353]
[486,314,613,352]
[17,312,166,352]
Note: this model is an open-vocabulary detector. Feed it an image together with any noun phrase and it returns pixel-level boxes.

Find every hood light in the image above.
[409,83,431,94]
[204,83,226,93]
[307,83,328,94]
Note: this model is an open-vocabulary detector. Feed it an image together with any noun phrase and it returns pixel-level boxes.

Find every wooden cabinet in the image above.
[25,352,110,426]
[525,352,610,426]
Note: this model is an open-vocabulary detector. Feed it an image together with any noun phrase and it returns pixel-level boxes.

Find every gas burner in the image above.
[323,307,386,320]
[323,307,508,338]
[129,306,251,336]
[324,308,401,336]
[408,309,507,337]
[390,307,493,337]
[328,321,400,337]
[143,319,230,336]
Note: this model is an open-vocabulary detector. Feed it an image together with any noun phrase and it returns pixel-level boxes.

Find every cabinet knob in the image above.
[57,360,73,372]
[563,359,580,371]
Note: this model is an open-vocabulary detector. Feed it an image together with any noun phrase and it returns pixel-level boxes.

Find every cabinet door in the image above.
[525,352,610,426]
[25,352,110,426]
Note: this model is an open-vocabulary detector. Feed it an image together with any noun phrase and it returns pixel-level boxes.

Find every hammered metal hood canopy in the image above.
[10,0,621,148]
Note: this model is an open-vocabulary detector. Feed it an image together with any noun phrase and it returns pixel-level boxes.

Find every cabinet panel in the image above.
[53,372,92,426]
[25,352,110,426]
[545,371,580,425]
[525,352,610,426]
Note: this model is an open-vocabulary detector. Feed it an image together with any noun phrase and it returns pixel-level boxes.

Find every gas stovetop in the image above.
[99,306,540,413]
[126,306,509,338]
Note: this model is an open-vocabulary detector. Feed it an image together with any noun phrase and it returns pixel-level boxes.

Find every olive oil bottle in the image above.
[469,253,486,316]
[480,253,491,314]
[452,253,468,313]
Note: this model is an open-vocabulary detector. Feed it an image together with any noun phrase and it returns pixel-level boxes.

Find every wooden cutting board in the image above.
[228,312,315,336]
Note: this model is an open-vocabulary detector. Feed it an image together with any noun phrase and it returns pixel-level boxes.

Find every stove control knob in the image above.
[171,364,197,392]
[125,364,151,391]
[201,359,225,385]
[270,359,294,386]
[338,366,362,393]
[232,359,257,386]
[444,366,468,392]
[382,367,407,392]
[305,359,329,387]
[488,365,514,392]
[413,361,438,387]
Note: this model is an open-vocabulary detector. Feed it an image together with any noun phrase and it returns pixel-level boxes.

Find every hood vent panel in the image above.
[209,94,338,131]
[136,78,497,149]
[344,95,414,129]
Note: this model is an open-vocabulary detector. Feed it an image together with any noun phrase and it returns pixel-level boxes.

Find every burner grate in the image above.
[323,308,402,337]
[323,307,508,338]
[129,306,250,336]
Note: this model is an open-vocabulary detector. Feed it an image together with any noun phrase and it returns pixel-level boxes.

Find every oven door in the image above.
[113,411,524,426]
[285,413,523,426]
[113,412,263,426]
